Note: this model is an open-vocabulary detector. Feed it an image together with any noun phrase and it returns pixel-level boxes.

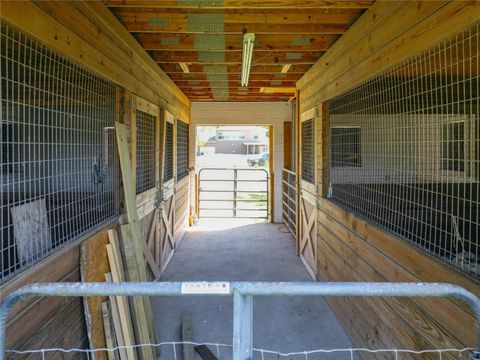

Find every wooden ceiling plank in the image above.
[103,0,373,9]
[159,64,311,74]
[125,23,349,35]
[150,51,321,64]
[179,81,295,92]
[111,9,363,26]
[167,73,302,81]
[135,33,338,52]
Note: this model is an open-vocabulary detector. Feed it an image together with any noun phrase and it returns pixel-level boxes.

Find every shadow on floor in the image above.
[151,219,357,359]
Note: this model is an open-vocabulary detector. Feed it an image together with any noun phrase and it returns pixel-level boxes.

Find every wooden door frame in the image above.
[299,107,317,195]
[268,125,274,223]
[131,95,163,280]
[298,106,318,280]
[162,110,176,199]
[132,95,161,208]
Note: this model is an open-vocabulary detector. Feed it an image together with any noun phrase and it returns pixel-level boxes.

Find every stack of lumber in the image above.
[83,116,159,360]
[100,228,157,360]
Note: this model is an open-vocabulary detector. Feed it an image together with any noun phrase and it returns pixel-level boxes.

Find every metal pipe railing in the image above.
[1,282,479,360]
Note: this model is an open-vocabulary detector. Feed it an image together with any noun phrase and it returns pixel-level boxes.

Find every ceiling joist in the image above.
[151,51,322,64]
[159,64,312,74]
[135,33,339,52]
[103,0,373,10]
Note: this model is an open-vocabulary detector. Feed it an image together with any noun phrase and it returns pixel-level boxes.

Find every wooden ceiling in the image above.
[104,0,374,102]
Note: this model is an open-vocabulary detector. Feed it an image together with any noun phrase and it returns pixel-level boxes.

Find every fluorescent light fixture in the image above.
[241,33,255,87]
[260,87,296,94]
[281,64,292,74]
[179,62,190,73]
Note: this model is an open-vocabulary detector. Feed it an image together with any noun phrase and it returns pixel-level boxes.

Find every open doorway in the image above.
[195,125,272,221]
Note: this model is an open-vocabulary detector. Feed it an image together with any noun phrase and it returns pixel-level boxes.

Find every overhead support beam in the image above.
[135,34,338,52]
[167,73,302,81]
[260,87,296,93]
[127,23,349,35]
[151,51,321,65]
[174,80,297,87]
[159,63,311,74]
[103,0,374,9]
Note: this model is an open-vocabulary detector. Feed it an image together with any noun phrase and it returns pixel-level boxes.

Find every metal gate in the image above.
[198,168,269,219]
[2,282,480,360]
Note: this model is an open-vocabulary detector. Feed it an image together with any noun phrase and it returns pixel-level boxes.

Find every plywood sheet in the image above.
[10,199,51,264]
[80,228,113,360]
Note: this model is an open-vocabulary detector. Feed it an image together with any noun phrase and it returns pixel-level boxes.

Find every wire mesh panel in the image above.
[136,110,156,194]
[301,119,315,184]
[0,23,118,282]
[164,121,174,183]
[176,120,189,181]
[328,23,480,278]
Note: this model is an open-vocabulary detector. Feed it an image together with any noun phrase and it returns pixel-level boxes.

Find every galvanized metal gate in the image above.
[198,168,269,219]
[2,282,480,360]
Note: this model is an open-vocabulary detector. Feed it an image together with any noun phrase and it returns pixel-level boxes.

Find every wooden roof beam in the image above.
[125,23,349,35]
[135,33,338,52]
[167,73,302,81]
[151,51,321,64]
[103,0,373,9]
[159,64,311,74]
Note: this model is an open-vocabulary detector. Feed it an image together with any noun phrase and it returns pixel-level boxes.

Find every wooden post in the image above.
[317,103,330,197]
[268,125,274,223]
[283,121,292,170]
[294,90,301,255]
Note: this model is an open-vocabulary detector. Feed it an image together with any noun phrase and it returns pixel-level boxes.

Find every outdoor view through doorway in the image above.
[196,126,271,220]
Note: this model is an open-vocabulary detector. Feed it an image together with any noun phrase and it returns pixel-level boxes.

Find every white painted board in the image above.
[10,198,51,264]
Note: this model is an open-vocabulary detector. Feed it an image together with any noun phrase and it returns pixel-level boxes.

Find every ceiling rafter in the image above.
[103,1,373,9]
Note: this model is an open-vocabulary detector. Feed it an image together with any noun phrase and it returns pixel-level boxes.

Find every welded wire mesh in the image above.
[0,23,118,282]
[135,110,156,194]
[164,121,174,182]
[328,23,479,278]
[176,120,189,181]
[4,342,476,360]
[301,119,315,184]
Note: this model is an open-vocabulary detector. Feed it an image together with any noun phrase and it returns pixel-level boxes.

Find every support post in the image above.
[233,169,238,218]
[233,290,253,360]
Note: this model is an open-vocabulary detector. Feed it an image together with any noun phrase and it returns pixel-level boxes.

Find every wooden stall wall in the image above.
[1,223,116,358]
[3,245,85,357]
[1,0,189,121]
[0,0,191,355]
[297,0,480,355]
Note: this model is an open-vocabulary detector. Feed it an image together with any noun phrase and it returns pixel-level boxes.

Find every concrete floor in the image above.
[151,219,356,360]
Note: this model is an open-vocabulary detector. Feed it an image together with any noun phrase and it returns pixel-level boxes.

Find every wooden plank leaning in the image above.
[115,121,158,359]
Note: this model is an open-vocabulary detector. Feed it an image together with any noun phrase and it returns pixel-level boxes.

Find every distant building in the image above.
[203,126,268,154]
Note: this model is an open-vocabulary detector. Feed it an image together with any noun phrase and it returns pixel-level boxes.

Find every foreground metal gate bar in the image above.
[198,168,269,219]
[1,282,480,360]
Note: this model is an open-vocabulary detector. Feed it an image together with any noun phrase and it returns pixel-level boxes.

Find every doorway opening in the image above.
[195,125,272,221]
